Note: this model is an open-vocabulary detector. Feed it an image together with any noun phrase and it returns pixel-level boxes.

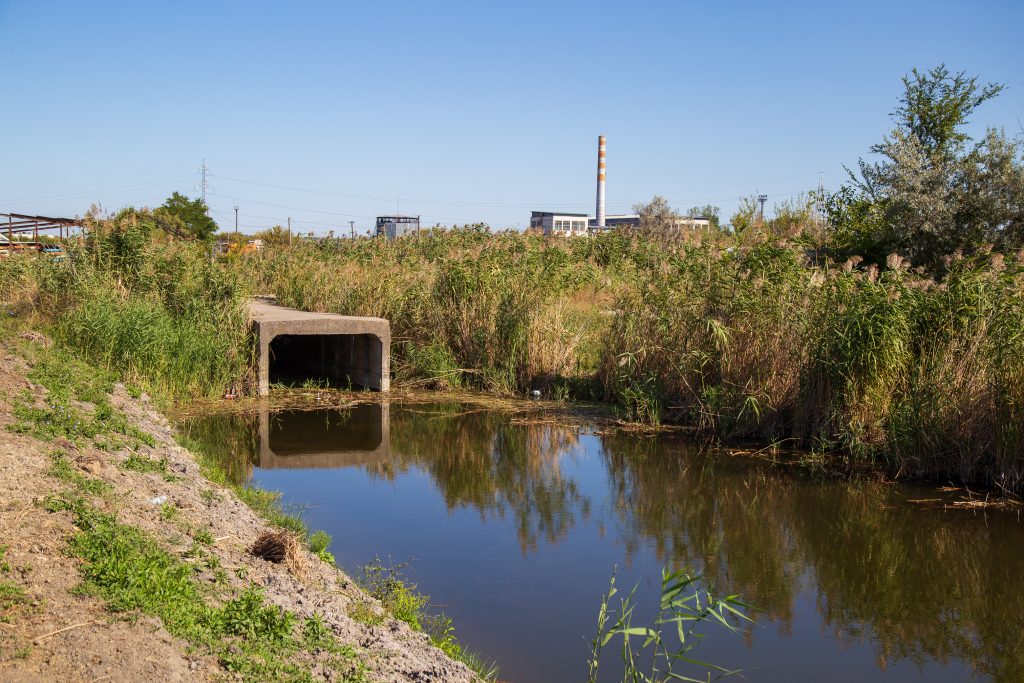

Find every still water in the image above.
[180,402,1024,682]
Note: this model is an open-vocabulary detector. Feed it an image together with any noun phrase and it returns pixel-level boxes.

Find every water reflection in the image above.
[259,405,390,469]
[179,403,1024,682]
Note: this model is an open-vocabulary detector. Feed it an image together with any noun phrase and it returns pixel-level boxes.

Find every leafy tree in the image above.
[255,225,291,246]
[835,65,1024,267]
[891,65,1004,160]
[154,192,218,240]
[728,195,761,235]
[633,195,680,233]
[687,205,721,230]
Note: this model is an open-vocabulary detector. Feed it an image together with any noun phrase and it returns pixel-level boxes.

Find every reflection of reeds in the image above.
[177,412,260,485]
[388,407,589,553]
[600,431,1024,680]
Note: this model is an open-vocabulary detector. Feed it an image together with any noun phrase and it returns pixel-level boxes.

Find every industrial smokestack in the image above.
[595,135,606,229]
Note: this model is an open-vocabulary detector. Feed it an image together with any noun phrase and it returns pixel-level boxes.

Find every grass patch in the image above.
[193,527,215,546]
[347,598,385,627]
[0,581,27,611]
[309,531,335,565]
[358,557,499,682]
[6,344,155,450]
[47,450,112,496]
[121,453,169,476]
[46,487,366,682]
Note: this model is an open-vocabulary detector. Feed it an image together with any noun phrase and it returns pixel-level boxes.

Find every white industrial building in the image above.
[529,211,590,236]
[529,136,714,237]
[530,211,713,236]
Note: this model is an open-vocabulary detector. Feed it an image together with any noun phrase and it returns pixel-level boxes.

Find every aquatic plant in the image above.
[587,567,750,683]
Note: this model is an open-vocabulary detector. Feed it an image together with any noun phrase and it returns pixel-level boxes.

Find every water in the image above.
[180,402,1024,682]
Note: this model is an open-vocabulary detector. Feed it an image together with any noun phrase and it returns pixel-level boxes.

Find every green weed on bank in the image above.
[43,466,366,683]
[354,557,500,682]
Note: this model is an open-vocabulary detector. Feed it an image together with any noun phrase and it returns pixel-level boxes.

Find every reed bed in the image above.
[3,211,1022,493]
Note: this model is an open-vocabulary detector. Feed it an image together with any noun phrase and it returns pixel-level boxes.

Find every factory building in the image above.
[375,215,421,239]
[529,211,590,236]
[589,214,713,232]
[528,136,715,236]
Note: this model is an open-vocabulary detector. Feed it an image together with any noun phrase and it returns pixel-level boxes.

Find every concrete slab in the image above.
[249,297,390,395]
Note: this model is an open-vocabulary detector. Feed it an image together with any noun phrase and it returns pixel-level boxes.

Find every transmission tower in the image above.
[757,194,768,221]
[199,159,211,215]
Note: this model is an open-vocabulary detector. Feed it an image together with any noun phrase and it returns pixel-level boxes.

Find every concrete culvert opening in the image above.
[249,298,390,396]
[268,333,385,389]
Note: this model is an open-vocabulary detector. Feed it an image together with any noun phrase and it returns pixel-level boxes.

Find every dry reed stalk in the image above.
[250,530,306,575]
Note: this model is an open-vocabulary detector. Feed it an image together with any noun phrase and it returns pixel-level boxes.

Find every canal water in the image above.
[180,402,1024,683]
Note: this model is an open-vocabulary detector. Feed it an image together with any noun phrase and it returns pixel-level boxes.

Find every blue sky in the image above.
[2,0,1022,233]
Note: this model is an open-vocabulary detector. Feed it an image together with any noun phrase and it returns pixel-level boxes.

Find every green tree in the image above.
[728,194,760,235]
[687,204,721,231]
[835,65,1024,267]
[254,225,291,246]
[154,192,218,240]
[633,195,680,232]
[890,65,1004,160]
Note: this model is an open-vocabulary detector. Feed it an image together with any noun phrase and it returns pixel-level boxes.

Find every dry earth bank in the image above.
[0,334,478,683]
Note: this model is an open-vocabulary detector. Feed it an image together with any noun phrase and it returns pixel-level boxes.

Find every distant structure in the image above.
[529,211,590,236]
[590,214,639,231]
[595,135,606,229]
[589,214,713,233]
[529,135,715,236]
[375,215,421,239]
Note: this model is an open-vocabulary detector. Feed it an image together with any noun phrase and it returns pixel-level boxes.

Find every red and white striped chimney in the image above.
[595,135,606,229]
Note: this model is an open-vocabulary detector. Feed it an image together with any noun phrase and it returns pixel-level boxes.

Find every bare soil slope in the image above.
[0,336,478,683]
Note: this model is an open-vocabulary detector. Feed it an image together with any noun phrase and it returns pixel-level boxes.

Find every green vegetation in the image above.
[5,346,155,452]
[833,65,1022,268]
[587,568,750,683]
[33,407,367,683]
[356,557,499,682]
[49,491,364,682]
[308,531,335,565]
[155,191,219,240]
[0,580,27,614]
[121,453,169,475]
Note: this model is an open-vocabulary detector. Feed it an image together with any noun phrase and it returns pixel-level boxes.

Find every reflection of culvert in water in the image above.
[258,404,391,470]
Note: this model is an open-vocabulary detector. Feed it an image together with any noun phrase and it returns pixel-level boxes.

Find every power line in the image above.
[210,170,823,210]
[0,173,194,204]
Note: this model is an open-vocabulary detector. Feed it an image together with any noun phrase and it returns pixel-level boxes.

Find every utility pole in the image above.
[234,205,239,235]
[757,194,768,222]
[816,172,826,226]
[288,217,292,246]
[349,221,355,238]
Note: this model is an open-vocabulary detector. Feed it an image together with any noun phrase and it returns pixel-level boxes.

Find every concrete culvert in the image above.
[249,298,390,395]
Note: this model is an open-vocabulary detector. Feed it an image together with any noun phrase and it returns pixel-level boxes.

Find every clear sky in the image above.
[2,0,1023,234]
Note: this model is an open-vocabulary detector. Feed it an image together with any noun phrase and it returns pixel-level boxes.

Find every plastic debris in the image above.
[149,495,168,505]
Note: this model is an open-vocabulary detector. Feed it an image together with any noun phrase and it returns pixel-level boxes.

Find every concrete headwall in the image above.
[249,298,390,395]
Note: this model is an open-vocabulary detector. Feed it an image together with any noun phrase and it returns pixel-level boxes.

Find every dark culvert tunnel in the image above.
[268,333,385,389]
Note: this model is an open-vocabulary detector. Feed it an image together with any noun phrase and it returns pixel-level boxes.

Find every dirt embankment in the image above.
[0,339,479,682]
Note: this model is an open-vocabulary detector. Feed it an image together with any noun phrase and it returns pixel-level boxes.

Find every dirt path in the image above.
[0,338,479,682]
